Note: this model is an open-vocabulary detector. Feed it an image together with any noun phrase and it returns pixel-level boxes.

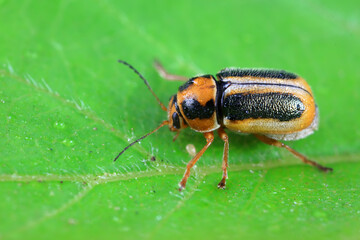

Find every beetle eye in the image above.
[172,112,180,129]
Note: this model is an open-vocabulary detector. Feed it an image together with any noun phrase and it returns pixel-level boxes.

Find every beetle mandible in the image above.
[114,60,332,191]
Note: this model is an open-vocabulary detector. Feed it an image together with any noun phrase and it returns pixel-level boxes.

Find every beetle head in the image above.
[167,94,188,132]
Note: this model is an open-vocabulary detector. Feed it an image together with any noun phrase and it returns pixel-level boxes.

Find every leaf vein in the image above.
[7,183,95,236]
[1,153,357,182]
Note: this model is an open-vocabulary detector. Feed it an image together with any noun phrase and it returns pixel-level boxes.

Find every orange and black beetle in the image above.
[114,60,332,191]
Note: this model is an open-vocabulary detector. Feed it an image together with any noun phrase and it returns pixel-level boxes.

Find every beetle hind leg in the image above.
[179,132,214,191]
[217,128,229,189]
[254,134,333,172]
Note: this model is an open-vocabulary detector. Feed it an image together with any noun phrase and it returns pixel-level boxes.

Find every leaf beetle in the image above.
[114,60,332,191]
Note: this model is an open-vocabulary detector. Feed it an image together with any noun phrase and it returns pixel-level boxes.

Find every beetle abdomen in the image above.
[218,69,316,134]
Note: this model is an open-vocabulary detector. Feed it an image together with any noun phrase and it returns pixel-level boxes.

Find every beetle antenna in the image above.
[114,120,169,162]
[118,60,167,111]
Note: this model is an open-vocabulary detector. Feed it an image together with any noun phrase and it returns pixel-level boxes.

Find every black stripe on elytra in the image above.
[223,92,305,121]
[181,98,215,120]
[217,68,298,80]
[224,82,312,96]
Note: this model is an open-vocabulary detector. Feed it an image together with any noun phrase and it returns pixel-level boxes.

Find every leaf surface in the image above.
[1,0,359,239]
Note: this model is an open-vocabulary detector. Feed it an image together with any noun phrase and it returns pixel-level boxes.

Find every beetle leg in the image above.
[179,132,214,191]
[254,134,333,172]
[217,128,229,189]
[172,131,181,142]
[154,60,188,81]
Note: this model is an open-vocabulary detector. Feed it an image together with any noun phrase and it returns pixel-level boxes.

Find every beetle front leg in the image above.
[217,128,229,189]
[179,132,214,191]
[254,134,333,172]
[172,131,181,142]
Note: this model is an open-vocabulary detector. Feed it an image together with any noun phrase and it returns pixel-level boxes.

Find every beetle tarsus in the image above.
[300,156,333,172]
[178,182,186,192]
[316,165,333,173]
[217,178,226,189]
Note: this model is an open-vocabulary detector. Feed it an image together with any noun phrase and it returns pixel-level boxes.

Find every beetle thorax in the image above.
[175,75,220,132]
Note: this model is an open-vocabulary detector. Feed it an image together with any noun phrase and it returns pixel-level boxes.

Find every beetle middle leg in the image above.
[217,127,229,189]
[179,132,214,191]
[254,134,333,172]
[154,60,188,81]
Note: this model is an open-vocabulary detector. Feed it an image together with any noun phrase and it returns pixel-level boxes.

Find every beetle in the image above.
[114,60,333,191]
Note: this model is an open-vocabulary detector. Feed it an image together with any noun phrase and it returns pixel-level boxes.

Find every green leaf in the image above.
[1,0,359,239]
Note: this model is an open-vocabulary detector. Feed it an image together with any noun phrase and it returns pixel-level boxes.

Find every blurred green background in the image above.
[1,0,359,239]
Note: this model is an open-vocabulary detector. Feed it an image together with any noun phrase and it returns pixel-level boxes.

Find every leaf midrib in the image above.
[1,153,358,183]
